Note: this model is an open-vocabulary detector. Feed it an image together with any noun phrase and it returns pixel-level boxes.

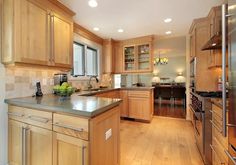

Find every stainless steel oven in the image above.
[190,92,212,165]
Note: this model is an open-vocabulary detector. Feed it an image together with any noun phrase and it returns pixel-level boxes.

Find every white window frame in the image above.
[70,34,101,81]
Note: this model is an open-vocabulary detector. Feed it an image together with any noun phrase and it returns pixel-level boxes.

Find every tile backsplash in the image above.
[5,67,59,99]
[5,66,112,99]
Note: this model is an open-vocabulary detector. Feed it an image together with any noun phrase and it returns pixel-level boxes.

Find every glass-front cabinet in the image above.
[123,43,152,72]
[124,46,135,71]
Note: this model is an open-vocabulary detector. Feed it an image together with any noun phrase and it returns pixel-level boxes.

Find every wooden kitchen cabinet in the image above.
[90,106,120,165]
[8,120,25,165]
[1,0,74,69]
[52,12,73,68]
[114,42,123,73]
[103,39,115,73]
[189,17,221,91]
[27,125,53,165]
[207,6,224,69]
[8,119,53,165]
[19,0,50,66]
[8,105,120,165]
[119,90,128,117]
[53,132,89,165]
[189,29,196,60]
[211,103,228,165]
[128,90,153,121]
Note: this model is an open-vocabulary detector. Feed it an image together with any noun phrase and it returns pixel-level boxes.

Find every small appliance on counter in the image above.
[35,82,43,97]
[54,73,68,85]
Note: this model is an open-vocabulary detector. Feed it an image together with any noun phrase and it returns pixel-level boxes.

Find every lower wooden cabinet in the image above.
[8,120,25,165]
[95,89,154,121]
[211,103,228,165]
[128,96,151,121]
[8,105,120,165]
[128,90,153,121]
[27,125,53,165]
[8,119,52,165]
[53,133,88,165]
[119,90,128,117]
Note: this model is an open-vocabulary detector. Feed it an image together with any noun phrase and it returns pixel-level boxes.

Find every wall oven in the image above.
[190,92,212,165]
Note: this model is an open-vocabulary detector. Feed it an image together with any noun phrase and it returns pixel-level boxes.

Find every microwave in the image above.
[190,57,196,78]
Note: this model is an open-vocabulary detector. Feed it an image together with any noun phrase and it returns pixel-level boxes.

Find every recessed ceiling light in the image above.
[93,27,99,31]
[118,29,124,33]
[88,0,98,8]
[165,31,172,35]
[164,18,172,23]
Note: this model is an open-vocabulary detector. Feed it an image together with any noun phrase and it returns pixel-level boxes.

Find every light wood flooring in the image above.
[120,117,204,165]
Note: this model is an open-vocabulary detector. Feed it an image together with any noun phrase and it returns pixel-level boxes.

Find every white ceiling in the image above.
[59,0,224,40]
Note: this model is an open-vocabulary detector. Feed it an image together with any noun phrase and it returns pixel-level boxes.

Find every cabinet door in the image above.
[52,13,73,68]
[19,0,50,65]
[120,90,128,117]
[190,31,196,59]
[128,97,150,120]
[103,39,114,73]
[53,132,89,165]
[8,120,25,165]
[27,125,52,165]
[114,43,123,73]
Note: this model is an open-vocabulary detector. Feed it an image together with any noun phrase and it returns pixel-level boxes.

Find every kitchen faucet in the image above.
[88,76,99,89]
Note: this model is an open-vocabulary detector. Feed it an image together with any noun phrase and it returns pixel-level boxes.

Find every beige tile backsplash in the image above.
[5,67,58,99]
[5,66,112,99]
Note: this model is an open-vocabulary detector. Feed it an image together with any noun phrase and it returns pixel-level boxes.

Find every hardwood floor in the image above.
[120,117,204,165]
[154,100,186,119]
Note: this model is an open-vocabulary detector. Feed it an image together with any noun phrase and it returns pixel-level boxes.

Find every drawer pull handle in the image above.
[53,122,84,132]
[8,112,24,117]
[225,150,236,165]
[210,120,223,133]
[82,145,86,165]
[28,115,49,124]
[210,145,226,165]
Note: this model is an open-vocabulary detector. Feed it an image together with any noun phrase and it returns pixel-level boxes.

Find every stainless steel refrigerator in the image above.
[222,1,236,164]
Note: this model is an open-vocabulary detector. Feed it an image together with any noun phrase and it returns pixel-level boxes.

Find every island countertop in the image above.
[5,94,122,118]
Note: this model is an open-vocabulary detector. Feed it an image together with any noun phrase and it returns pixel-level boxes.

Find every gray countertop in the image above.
[5,86,153,118]
[5,94,122,118]
[77,86,154,96]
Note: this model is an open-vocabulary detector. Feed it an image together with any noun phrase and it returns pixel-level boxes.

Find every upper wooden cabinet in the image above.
[103,39,115,73]
[121,36,154,73]
[207,6,223,69]
[1,0,74,69]
[52,12,73,68]
[189,11,223,91]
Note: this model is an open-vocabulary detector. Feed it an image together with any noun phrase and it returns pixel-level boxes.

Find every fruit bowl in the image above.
[53,83,75,97]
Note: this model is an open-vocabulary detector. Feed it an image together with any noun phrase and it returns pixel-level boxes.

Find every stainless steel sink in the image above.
[83,88,102,92]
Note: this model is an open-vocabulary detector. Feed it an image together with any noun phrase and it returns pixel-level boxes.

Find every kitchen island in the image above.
[5,94,122,165]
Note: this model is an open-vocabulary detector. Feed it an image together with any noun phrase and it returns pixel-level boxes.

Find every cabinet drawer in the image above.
[53,114,89,140]
[212,137,228,164]
[128,91,150,98]
[8,106,52,130]
[212,104,222,119]
[212,122,228,149]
